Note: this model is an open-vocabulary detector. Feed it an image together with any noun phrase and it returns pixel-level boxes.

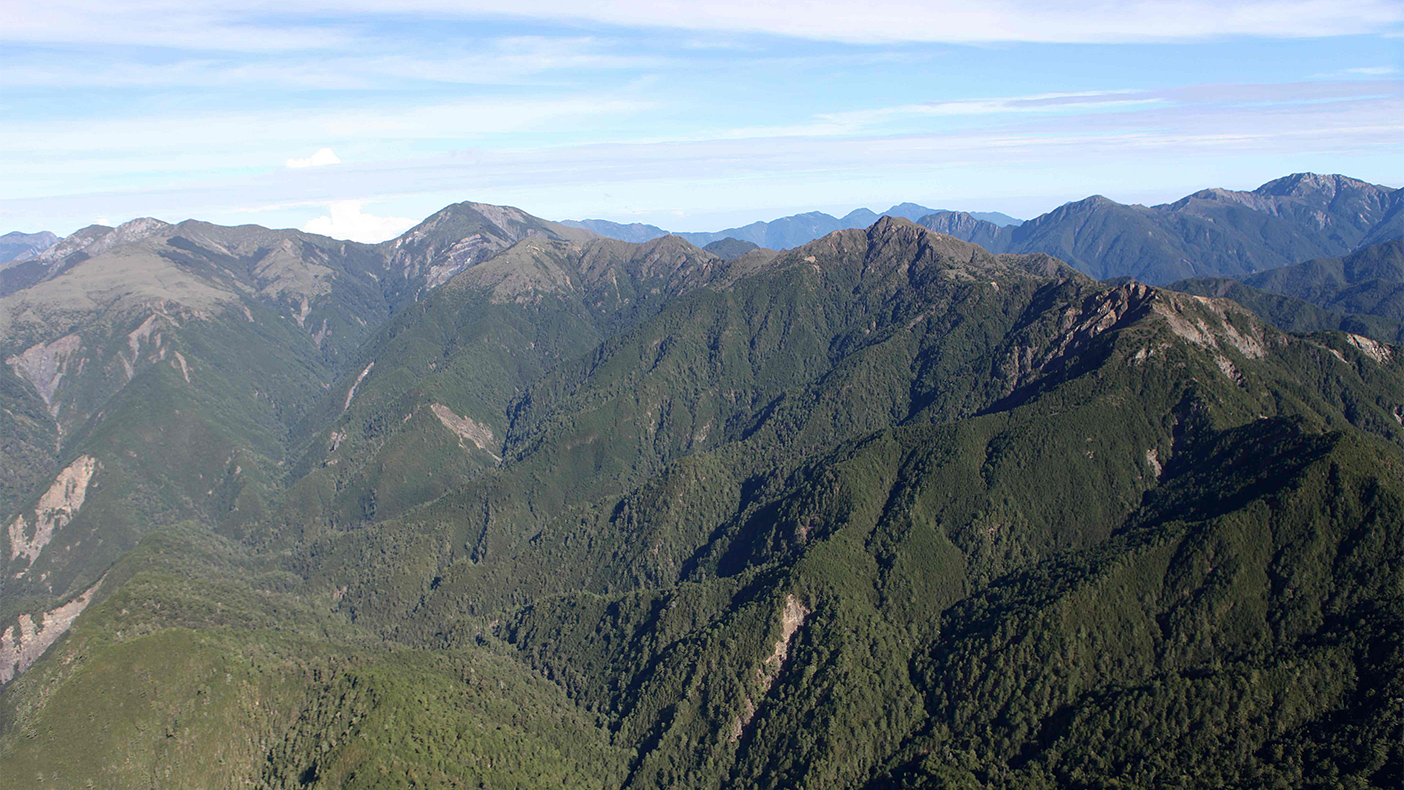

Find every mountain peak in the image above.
[866,213,924,237]
[384,200,590,291]
[861,215,1008,270]
[886,202,936,213]
[1252,172,1376,198]
[32,218,173,265]
[878,202,941,222]
[1080,194,1119,207]
[1034,194,1124,222]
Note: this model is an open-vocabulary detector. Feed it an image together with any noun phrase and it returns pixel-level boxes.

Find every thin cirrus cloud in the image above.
[704,91,1173,140]
[286,148,342,168]
[0,37,671,90]
[4,78,1395,233]
[3,1,1401,48]
[446,0,1404,43]
[1,2,1400,238]
[0,2,352,51]
[2,96,657,169]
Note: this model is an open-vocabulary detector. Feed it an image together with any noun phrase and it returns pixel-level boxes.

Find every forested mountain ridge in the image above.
[1243,237,1404,321]
[0,205,605,685]
[1,208,1402,788]
[564,173,1401,284]
[272,233,775,537]
[1170,239,1404,344]
[0,217,398,680]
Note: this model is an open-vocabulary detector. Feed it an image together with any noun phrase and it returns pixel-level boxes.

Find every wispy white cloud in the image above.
[582,83,1395,147]
[6,78,1398,235]
[1,95,657,169]
[718,91,1172,139]
[302,200,415,242]
[494,0,1404,43]
[1309,65,1402,79]
[2,1,1399,49]
[0,36,671,90]
[0,1,353,51]
[2,2,1399,237]
[286,148,341,168]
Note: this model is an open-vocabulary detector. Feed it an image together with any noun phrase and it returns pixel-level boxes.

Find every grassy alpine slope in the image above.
[1,214,1402,788]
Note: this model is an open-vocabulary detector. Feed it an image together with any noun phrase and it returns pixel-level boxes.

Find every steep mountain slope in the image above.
[1360,194,1404,248]
[305,221,1402,789]
[378,200,594,300]
[0,219,391,679]
[917,211,1012,252]
[1217,171,1399,249]
[0,203,601,686]
[0,524,630,789]
[272,234,774,539]
[919,174,1401,284]
[2,215,1402,789]
[407,235,1402,787]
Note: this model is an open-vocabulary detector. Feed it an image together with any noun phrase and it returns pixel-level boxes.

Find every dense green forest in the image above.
[1,207,1401,788]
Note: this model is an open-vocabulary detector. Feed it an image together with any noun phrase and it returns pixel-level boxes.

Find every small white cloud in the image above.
[1346,66,1398,75]
[302,200,415,243]
[285,147,341,169]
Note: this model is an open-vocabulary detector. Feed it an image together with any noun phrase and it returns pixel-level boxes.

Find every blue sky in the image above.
[2,1,1401,241]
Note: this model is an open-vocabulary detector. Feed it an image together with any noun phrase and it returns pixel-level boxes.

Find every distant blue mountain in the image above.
[564,203,1022,251]
[917,173,1403,284]
[558,219,669,243]
[0,230,59,265]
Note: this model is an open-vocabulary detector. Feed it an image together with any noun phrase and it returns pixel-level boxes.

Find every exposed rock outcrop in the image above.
[430,404,501,461]
[344,362,373,412]
[7,333,83,414]
[0,577,103,684]
[731,594,810,742]
[7,455,98,573]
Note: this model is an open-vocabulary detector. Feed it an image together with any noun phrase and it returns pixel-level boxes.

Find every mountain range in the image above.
[562,204,1023,250]
[567,174,1401,287]
[919,173,1401,284]
[1170,239,1404,344]
[0,175,1401,789]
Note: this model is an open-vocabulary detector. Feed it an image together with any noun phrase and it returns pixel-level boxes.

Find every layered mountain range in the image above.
[563,204,1022,250]
[570,173,1401,287]
[919,173,1401,284]
[0,174,1401,789]
[1171,239,1404,344]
